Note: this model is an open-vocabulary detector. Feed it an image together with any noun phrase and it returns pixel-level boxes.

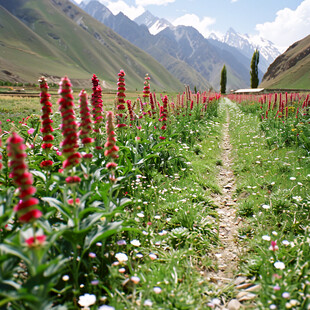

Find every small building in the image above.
[234,88,264,94]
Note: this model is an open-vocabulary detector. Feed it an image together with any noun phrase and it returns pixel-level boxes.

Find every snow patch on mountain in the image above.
[209,28,281,72]
[134,10,172,35]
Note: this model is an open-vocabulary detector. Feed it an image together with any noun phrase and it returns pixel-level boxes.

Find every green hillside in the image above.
[0,0,184,91]
[260,34,310,89]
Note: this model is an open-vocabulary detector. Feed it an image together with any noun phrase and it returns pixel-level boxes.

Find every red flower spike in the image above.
[105,111,119,178]
[40,160,53,169]
[159,95,169,139]
[142,73,151,101]
[25,235,46,247]
[91,75,104,133]
[79,89,94,147]
[7,132,41,223]
[65,176,81,184]
[0,125,2,171]
[115,70,127,128]
[58,76,81,169]
[126,100,136,121]
[39,77,54,150]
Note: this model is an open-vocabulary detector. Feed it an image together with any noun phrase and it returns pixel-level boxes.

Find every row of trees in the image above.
[220,49,260,94]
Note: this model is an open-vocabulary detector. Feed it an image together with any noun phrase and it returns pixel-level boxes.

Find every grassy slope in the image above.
[0,0,184,91]
[260,35,310,89]
[0,6,87,82]
[261,58,310,89]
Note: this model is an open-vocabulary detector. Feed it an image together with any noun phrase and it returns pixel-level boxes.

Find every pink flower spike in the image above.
[269,240,279,251]
[27,128,35,135]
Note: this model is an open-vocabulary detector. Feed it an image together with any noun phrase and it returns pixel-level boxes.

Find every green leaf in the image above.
[0,244,31,265]
[41,197,71,219]
[43,257,68,277]
[30,170,47,182]
[136,154,159,165]
[80,213,103,230]
[84,221,122,249]
[0,279,21,290]
[62,230,88,245]
[0,296,18,307]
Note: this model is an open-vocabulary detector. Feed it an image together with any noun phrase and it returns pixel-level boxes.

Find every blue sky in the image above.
[76,0,310,51]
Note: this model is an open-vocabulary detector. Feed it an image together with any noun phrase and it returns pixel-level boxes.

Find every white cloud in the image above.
[231,0,238,3]
[172,13,216,38]
[256,0,310,52]
[101,0,145,19]
[135,0,175,5]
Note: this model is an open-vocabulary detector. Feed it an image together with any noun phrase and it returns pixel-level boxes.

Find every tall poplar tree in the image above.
[220,64,227,94]
[250,49,260,88]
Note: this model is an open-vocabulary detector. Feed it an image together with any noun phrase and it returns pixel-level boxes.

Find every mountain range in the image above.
[0,0,183,91]
[133,10,281,74]
[132,8,309,90]
[1,0,307,91]
[80,1,274,90]
[209,28,281,74]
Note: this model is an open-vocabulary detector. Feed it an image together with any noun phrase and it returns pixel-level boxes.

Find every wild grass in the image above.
[228,99,310,309]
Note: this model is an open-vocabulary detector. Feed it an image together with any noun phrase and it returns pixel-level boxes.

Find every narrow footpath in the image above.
[207,101,259,310]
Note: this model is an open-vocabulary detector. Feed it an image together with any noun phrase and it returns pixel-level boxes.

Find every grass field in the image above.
[0,87,309,309]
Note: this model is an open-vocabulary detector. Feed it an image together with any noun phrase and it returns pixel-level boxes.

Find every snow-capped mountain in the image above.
[210,28,281,73]
[134,11,172,35]
[79,0,113,20]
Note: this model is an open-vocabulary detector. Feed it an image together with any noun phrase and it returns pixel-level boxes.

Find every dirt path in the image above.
[207,102,258,310]
[209,105,240,282]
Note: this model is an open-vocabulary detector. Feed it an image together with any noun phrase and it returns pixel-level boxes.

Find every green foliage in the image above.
[220,64,227,94]
[250,49,260,88]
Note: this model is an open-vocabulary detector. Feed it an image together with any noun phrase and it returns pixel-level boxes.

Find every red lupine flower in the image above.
[65,176,81,184]
[25,235,46,247]
[142,73,151,102]
[269,240,279,251]
[115,70,127,128]
[79,89,94,147]
[106,162,118,169]
[68,198,80,205]
[160,96,168,122]
[40,160,53,169]
[58,76,81,169]
[83,153,93,160]
[158,95,168,140]
[150,93,157,118]
[7,132,42,223]
[19,209,42,222]
[39,77,54,150]
[104,111,118,180]
[127,100,136,121]
[14,197,39,212]
[0,124,2,171]
[91,75,104,133]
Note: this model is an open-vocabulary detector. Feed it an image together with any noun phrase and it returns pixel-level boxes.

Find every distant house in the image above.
[234,88,264,94]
